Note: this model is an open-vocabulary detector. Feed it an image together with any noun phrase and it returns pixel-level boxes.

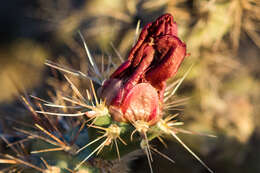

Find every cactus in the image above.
[0,14,214,173]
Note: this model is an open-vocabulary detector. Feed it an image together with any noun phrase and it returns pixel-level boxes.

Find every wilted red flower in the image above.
[100,13,186,125]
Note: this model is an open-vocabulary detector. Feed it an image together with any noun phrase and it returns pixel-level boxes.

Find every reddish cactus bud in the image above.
[100,14,186,125]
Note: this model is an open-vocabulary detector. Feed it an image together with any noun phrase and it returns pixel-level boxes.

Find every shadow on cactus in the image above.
[0,14,215,173]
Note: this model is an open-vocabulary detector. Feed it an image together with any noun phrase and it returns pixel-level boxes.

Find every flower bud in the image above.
[100,14,186,125]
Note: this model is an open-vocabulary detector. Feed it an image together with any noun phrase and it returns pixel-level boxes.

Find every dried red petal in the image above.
[100,14,186,125]
[145,35,186,95]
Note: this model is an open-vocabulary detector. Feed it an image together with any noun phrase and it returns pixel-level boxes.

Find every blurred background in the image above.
[0,0,260,172]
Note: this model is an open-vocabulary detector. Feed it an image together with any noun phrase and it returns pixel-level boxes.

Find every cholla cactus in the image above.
[0,14,214,173]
